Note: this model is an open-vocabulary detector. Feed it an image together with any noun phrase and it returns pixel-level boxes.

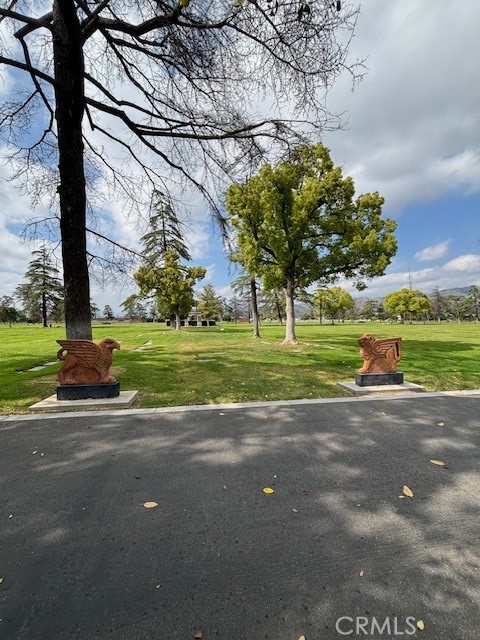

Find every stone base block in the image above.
[57,382,120,400]
[355,372,404,387]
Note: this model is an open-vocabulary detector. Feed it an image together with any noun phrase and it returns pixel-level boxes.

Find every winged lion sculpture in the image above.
[357,333,402,374]
[57,338,120,385]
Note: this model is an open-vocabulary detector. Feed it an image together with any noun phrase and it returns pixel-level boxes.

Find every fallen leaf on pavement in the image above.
[143,502,158,509]
[429,459,446,466]
[402,485,414,498]
[437,422,445,427]
[292,508,299,513]
[298,635,306,640]
[359,570,365,577]
[194,630,203,639]
[263,487,275,494]
[0,577,3,584]
[32,451,37,455]
[417,619,425,630]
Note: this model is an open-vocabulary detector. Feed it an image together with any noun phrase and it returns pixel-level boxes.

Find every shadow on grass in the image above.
[1,396,479,638]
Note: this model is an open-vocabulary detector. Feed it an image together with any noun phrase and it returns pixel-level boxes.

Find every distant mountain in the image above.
[438,287,471,296]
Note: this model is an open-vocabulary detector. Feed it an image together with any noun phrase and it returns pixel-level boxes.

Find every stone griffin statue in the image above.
[357,333,402,374]
[57,338,120,385]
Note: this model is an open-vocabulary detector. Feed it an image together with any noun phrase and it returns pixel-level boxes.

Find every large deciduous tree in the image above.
[383,288,431,324]
[226,143,397,344]
[0,0,360,340]
[313,285,354,324]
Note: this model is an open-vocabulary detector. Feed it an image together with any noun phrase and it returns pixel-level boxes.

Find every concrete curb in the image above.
[1,389,479,422]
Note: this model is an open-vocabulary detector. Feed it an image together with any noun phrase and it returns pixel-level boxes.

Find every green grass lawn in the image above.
[0,321,479,414]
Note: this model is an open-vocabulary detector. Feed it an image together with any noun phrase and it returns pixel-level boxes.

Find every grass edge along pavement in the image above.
[0,322,479,414]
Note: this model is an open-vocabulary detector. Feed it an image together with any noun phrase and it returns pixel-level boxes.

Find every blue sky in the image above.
[1,0,479,312]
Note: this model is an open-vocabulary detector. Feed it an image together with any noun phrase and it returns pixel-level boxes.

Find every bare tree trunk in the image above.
[250,278,261,339]
[274,292,283,325]
[41,291,48,328]
[175,310,181,330]
[282,275,298,345]
[53,0,92,340]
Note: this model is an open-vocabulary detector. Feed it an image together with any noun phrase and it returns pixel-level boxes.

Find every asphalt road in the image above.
[1,393,479,640]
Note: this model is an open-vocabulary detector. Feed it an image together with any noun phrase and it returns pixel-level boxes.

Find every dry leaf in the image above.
[263,487,275,494]
[155,584,161,589]
[429,459,445,466]
[292,508,299,513]
[356,503,362,507]
[402,485,414,498]
[219,412,225,415]
[437,422,445,427]
[8,514,13,519]
[416,619,425,630]
[398,495,406,499]
[298,636,307,640]
[32,451,37,455]
[194,630,203,639]
[0,577,3,584]
[359,570,365,577]
[223,485,228,490]
[143,501,158,509]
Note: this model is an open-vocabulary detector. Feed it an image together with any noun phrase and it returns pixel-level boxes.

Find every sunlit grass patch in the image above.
[0,321,479,414]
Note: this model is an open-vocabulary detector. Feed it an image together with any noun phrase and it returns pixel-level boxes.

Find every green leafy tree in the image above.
[135,251,206,330]
[121,294,148,322]
[227,144,397,344]
[444,294,469,323]
[383,288,431,324]
[231,273,261,337]
[429,287,446,323]
[103,305,114,321]
[0,0,358,340]
[259,289,286,324]
[312,287,329,324]
[468,285,480,323]
[197,285,223,320]
[15,247,64,327]
[0,296,21,325]
[90,301,100,320]
[314,286,354,324]
[359,299,377,320]
[227,295,247,323]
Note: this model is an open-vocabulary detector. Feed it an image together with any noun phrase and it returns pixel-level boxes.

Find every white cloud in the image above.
[324,0,480,212]
[338,253,480,299]
[415,240,450,262]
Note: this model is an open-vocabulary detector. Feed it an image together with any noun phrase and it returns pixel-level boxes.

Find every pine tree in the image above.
[15,247,63,326]
[141,191,191,265]
[197,285,223,320]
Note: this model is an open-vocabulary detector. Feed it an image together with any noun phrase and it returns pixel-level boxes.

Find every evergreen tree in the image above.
[103,305,114,321]
[135,251,206,330]
[197,285,223,320]
[0,296,21,325]
[141,191,191,265]
[15,247,63,327]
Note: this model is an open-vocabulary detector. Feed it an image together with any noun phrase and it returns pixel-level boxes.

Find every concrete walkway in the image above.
[1,392,479,639]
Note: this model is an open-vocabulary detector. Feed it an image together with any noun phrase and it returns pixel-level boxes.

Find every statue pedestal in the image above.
[57,382,120,400]
[355,372,404,387]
